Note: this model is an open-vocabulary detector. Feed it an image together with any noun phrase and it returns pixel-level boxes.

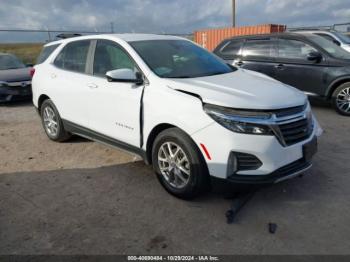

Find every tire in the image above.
[332,83,350,116]
[40,99,71,142]
[152,128,210,199]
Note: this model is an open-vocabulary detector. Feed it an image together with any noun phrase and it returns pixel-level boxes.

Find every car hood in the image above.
[342,44,350,53]
[166,69,307,110]
[0,67,32,83]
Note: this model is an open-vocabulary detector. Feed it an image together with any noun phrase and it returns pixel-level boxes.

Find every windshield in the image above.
[0,54,25,70]
[333,32,350,44]
[307,34,350,59]
[130,40,235,78]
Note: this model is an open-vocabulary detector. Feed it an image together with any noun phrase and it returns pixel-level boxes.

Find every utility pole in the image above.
[232,0,236,27]
[110,22,114,33]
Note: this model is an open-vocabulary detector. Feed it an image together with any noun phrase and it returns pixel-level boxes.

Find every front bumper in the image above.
[0,85,32,102]
[191,115,322,184]
[227,158,312,184]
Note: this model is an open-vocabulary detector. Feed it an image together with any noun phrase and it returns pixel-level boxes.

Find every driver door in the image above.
[86,39,144,147]
[274,37,328,96]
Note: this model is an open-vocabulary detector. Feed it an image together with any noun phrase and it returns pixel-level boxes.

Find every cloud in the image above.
[0,0,349,42]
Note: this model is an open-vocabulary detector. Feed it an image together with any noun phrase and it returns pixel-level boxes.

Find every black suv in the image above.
[214,32,350,116]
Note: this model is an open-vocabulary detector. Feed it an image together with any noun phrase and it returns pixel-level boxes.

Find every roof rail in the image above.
[56,33,82,39]
[287,26,332,32]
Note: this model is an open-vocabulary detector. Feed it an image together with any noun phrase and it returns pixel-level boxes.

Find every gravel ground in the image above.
[0,100,349,255]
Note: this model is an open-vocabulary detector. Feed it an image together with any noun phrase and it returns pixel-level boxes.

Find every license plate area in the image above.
[303,136,318,162]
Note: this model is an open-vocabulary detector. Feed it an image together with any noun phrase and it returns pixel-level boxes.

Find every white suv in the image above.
[32,34,322,199]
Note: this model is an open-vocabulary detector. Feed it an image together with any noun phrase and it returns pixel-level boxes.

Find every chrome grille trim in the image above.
[212,103,313,147]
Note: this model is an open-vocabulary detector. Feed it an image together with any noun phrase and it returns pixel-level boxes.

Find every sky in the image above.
[0,0,350,42]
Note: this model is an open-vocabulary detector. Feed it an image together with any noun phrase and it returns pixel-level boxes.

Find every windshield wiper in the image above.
[167,75,193,79]
[166,70,232,79]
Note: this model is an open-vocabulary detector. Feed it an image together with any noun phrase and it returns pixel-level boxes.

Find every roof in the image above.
[110,33,183,42]
[291,30,336,34]
[45,33,183,46]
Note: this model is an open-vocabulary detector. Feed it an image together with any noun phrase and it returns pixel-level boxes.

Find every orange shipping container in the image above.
[194,24,286,51]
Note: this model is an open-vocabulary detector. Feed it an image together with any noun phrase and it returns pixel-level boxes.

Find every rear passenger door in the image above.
[274,37,328,95]
[51,40,93,127]
[238,38,278,78]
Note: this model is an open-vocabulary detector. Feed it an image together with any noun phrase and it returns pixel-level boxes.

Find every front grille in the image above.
[278,118,313,146]
[273,104,307,118]
[236,153,262,171]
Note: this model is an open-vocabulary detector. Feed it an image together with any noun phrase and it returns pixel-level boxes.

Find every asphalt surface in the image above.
[0,100,349,255]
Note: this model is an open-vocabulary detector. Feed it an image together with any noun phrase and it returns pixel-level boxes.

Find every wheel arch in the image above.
[145,123,176,164]
[38,94,51,112]
[327,77,350,99]
[145,123,208,167]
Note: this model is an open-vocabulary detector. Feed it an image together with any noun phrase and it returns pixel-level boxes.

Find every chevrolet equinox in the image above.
[32,34,322,199]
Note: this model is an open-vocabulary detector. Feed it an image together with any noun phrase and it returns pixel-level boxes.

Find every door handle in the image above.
[51,73,57,79]
[275,64,285,70]
[87,83,98,89]
[234,59,244,67]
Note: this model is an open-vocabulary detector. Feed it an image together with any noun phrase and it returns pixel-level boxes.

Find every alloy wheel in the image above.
[336,87,350,113]
[158,142,191,189]
[43,106,59,137]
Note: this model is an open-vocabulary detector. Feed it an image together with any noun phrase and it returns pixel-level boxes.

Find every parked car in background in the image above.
[293,30,350,53]
[32,34,322,199]
[0,53,33,102]
[214,32,350,116]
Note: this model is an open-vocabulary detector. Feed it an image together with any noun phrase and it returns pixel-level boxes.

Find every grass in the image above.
[0,43,43,65]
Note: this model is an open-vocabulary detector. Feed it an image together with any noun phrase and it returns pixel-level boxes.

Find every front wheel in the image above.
[332,83,350,116]
[152,128,210,199]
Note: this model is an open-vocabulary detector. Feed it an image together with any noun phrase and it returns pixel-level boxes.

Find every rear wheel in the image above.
[332,83,350,116]
[152,128,210,199]
[40,99,71,142]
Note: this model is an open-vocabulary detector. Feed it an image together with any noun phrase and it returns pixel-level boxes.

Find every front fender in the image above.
[142,84,214,151]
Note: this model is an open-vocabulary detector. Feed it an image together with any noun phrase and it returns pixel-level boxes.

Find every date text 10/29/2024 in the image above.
[127,256,220,261]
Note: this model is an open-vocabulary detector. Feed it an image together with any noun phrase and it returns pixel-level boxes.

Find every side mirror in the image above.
[106,68,143,85]
[307,51,322,62]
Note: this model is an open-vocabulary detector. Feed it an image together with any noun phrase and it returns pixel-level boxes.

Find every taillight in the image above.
[29,68,35,78]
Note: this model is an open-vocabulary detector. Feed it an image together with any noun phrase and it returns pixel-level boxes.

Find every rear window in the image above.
[36,44,60,64]
[220,40,242,56]
[54,40,90,73]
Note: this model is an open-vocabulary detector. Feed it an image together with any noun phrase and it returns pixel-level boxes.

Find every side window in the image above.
[278,39,317,61]
[54,40,90,73]
[242,39,274,58]
[37,44,60,64]
[93,40,138,76]
[315,33,335,43]
[220,40,242,56]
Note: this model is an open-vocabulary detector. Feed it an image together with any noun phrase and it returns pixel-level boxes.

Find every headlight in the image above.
[203,104,273,135]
